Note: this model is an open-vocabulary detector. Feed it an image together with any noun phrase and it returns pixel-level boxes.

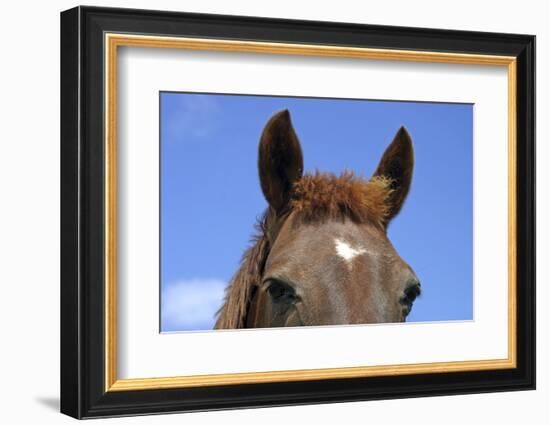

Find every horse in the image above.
[214,109,420,329]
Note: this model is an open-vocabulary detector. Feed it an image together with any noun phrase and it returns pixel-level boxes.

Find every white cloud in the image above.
[161,278,227,332]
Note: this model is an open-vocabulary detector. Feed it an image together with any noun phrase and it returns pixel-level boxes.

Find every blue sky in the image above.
[160,92,473,332]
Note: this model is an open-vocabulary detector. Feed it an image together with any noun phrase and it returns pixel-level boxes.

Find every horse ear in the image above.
[258,110,304,213]
[373,126,414,223]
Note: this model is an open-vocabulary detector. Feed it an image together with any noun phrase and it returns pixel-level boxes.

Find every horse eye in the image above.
[402,280,421,305]
[266,280,295,302]
[267,281,285,299]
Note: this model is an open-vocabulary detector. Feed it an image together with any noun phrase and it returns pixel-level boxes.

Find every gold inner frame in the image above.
[104,33,517,392]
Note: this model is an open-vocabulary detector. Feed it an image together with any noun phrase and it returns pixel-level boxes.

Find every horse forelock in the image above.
[291,170,394,229]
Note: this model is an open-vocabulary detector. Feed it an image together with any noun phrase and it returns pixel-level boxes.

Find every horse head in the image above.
[215,110,420,329]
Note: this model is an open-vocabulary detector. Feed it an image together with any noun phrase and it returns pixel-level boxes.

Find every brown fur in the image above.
[291,171,393,229]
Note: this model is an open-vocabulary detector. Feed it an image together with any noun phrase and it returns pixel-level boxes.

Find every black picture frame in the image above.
[60,5,535,419]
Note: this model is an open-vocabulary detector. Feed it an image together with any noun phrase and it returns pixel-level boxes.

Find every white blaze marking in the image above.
[334,239,367,265]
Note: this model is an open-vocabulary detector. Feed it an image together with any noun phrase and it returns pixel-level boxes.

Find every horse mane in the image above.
[214,215,270,329]
[214,171,393,329]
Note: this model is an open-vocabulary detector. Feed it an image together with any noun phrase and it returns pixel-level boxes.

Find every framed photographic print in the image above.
[60,6,535,419]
